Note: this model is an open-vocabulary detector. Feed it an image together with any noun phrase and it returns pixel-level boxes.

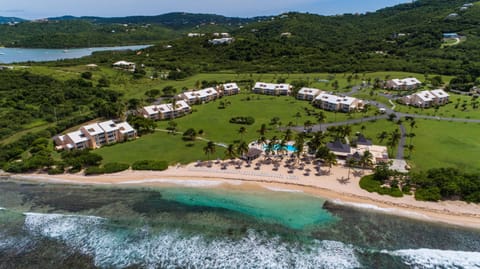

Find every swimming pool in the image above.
[263,144,297,152]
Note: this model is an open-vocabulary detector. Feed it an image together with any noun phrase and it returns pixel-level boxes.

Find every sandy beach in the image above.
[7,160,480,230]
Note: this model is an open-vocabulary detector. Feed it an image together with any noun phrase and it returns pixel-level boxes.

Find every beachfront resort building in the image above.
[386,77,422,90]
[297,87,323,101]
[313,93,363,112]
[177,88,219,105]
[54,120,136,151]
[141,100,192,120]
[253,82,292,96]
[219,83,240,96]
[327,136,389,165]
[112,61,136,72]
[399,89,450,108]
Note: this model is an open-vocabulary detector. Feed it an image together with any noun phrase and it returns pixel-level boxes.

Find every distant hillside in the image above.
[0,13,267,48]
[0,16,26,24]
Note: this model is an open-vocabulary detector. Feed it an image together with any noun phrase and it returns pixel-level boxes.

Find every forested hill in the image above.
[0,17,25,24]
[50,13,267,30]
[0,13,266,48]
[125,0,480,76]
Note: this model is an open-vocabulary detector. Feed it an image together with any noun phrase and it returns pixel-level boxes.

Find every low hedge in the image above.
[229,116,255,125]
[84,162,130,176]
[359,175,404,198]
[132,160,169,171]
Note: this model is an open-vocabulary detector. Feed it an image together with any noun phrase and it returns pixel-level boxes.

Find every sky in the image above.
[0,0,411,19]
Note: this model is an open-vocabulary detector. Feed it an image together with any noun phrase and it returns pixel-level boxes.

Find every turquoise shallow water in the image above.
[0,180,480,268]
[161,187,336,229]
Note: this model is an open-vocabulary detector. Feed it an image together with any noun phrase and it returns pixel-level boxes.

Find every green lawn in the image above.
[96,132,224,165]
[407,119,480,172]
[156,93,376,144]
[394,93,480,119]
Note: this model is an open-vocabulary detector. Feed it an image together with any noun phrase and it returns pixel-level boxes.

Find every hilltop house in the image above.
[400,89,450,108]
[209,38,234,45]
[177,88,219,105]
[313,93,363,112]
[219,83,240,96]
[112,61,136,72]
[253,82,292,96]
[297,87,323,101]
[54,120,136,151]
[141,100,192,120]
[386,78,422,90]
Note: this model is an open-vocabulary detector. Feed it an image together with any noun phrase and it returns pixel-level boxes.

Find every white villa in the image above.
[400,89,450,108]
[54,120,136,151]
[177,88,219,105]
[253,82,292,96]
[112,61,136,72]
[141,100,192,120]
[219,83,240,96]
[209,38,235,45]
[297,87,323,101]
[314,93,363,112]
[386,77,422,90]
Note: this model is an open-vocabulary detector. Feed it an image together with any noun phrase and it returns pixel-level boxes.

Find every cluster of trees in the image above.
[411,168,480,202]
[0,70,124,140]
[366,164,480,203]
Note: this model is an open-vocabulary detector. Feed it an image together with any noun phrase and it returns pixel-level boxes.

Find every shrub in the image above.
[84,162,130,176]
[359,175,404,198]
[229,116,255,125]
[415,187,441,202]
[132,160,169,171]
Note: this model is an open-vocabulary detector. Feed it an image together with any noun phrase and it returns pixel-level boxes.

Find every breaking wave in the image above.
[386,248,480,269]
[23,212,361,269]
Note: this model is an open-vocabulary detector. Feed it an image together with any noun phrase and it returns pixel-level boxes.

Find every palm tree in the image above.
[237,141,249,158]
[346,157,357,179]
[238,126,247,140]
[294,112,302,126]
[387,129,401,157]
[317,111,326,131]
[323,152,338,173]
[377,131,388,143]
[203,141,216,160]
[408,132,416,147]
[224,144,237,160]
[257,136,267,147]
[278,139,288,156]
[307,131,326,154]
[304,120,313,132]
[405,144,415,158]
[359,150,374,170]
[284,128,293,141]
[257,124,268,136]
[294,134,305,160]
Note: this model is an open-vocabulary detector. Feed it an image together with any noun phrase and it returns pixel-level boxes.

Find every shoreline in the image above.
[4,161,480,230]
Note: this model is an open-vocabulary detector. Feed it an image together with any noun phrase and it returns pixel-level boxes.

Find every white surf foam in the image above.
[386,248,480,269]
[263,186,304,193]
[0,207,5,210]
[330,199,429,219]
[23,212,361,269]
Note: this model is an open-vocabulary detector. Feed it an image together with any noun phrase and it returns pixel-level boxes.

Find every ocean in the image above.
[0,45,150,64]
[0,179,479,269]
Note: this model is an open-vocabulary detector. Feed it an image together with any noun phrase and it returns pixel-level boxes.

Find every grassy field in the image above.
[407,119,480,172]
[96,131,224,165]
[156,93,377,144]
